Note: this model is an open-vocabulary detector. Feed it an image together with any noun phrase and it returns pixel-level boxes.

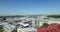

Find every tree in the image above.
[3,17,6,20]
[41,23,49,28]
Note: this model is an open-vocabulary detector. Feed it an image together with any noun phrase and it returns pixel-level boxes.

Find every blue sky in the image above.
[0,0,60,16]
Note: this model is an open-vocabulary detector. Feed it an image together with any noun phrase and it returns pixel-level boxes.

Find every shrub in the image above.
[41,23,49,27]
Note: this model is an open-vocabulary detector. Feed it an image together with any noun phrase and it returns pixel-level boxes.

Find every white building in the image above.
[1,22,15,32]
[17,27,37,32]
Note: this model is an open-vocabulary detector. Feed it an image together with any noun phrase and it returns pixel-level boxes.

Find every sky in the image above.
[0,0,60,16]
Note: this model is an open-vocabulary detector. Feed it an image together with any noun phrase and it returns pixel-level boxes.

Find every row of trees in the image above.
[47,15,60,18]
